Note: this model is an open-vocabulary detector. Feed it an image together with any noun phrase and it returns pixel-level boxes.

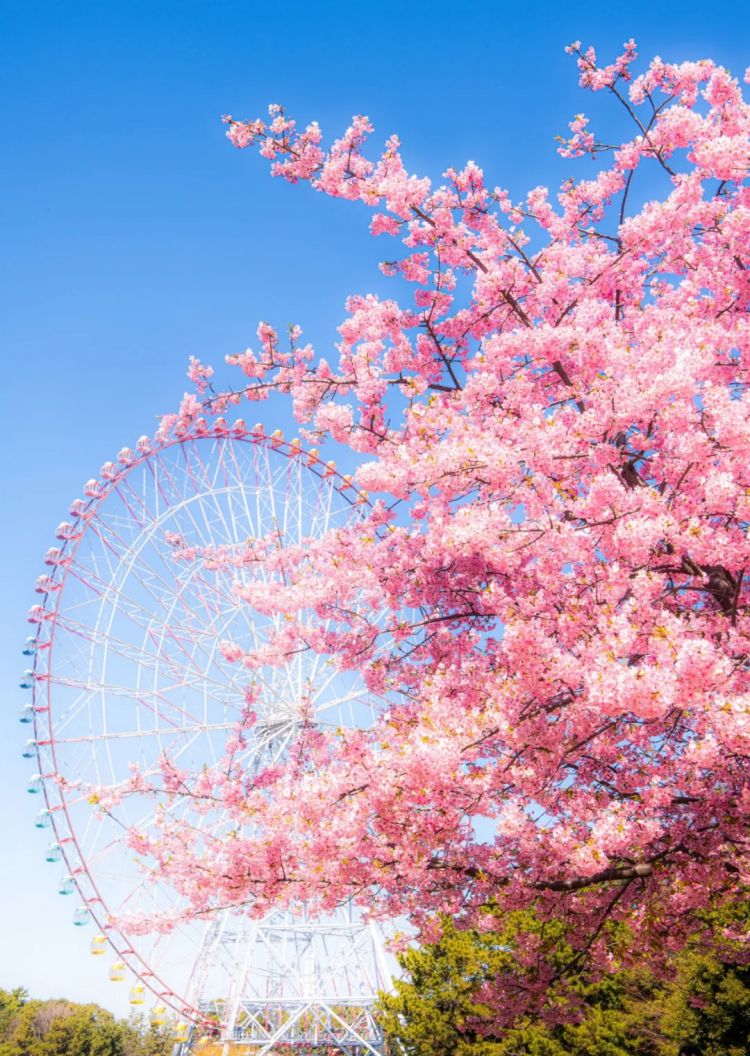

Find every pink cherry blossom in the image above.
[105,41,750,1020]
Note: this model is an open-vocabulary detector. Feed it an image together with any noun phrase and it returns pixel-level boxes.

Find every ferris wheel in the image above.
[21,417,392,1055]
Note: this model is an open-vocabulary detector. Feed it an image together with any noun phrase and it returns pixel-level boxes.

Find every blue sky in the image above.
[2,0,748,1016]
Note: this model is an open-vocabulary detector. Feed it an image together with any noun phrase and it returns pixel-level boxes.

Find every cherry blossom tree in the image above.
[123,41,750,1008]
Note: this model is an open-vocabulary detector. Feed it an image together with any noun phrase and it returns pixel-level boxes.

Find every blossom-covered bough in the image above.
[40,40,750,1025]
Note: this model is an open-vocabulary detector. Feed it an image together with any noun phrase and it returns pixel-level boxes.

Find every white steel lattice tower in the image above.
[186,908,391,1054]
[23,424,393,1055]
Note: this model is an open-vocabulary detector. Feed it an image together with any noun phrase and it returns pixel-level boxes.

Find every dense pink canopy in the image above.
[112,42,750,1007]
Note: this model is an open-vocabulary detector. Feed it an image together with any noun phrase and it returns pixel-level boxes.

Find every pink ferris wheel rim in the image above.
[25,421,369,1021]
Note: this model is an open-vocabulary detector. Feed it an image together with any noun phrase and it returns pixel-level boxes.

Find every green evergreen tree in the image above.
[0,992,28,1046]
[659,901,750,1056]
[378,906,750,1056]
[0,992,172,1056]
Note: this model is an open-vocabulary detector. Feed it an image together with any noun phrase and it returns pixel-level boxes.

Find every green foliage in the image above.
[378,906,750,1056]
[377,913,655,1055]
[0,992,172,1056]
[0,993,28,1044]
[117,1018,173,1056]
[661,952,750,1056]
[659,901,750,1056]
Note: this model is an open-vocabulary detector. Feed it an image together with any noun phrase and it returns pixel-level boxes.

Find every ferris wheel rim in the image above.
[25,421,372,1020]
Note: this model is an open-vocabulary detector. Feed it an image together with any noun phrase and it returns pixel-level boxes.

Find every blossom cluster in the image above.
[114,43,750,1011]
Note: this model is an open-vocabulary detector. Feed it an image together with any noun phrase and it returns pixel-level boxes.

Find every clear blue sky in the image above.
[2,0,748,1016]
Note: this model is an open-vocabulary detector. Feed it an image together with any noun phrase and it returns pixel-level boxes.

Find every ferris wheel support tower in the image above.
[185,906,391,1055]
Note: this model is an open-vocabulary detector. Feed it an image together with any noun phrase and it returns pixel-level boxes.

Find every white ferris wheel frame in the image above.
[23,421,387,1027]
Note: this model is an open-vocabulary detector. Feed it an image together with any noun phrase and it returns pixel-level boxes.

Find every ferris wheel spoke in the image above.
[77,535,228,671]
[48,676,241,752]
[313,686,372,721]
[192,443,262,560]
[145,445,199,513]
[52,609,359,756]
[52,617,233,696]
[124,461,235,558]
[52,722,239,746]
[180,437,217,497]
[72,552,248,688]
[83,485,297,678]
[87,484,243,609]
[50,629,246,709]
[226,441,268,540]
[50,662,241,741]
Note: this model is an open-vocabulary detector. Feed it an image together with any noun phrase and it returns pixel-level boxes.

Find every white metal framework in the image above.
[23,424,391,1054]
[187,908,390,1054]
